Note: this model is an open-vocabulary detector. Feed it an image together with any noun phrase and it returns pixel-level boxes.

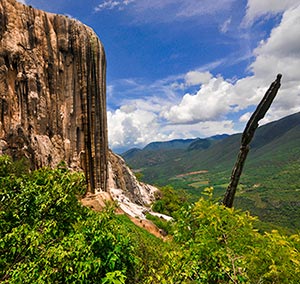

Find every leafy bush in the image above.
[152,185,189,217]
[145,213,173,235]
[0,157,136,283]
[1,157,300,283]
[166,188,300,283]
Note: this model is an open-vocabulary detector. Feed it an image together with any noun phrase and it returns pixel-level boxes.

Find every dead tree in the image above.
[222,74,282,208]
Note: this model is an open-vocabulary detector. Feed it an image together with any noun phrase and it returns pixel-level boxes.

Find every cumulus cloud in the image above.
[248,4,300,120]
[162,74,271,125]
[163,77,234,124]
[163,4,300,126]
[107,102,237,151]
[106,70,251,150]
[184,71,212,86]
[244,0,299,25]
[107,106,167,151]
[108,4,300,150]
[251,5,300,74]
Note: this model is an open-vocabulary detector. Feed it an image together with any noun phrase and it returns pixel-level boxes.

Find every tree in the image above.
[223,74,282,208]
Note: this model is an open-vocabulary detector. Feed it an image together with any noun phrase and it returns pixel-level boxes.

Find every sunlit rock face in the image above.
[108,151,172,221]
[108,150,158,206]
[0,0,161,213]
[0,0,108,193]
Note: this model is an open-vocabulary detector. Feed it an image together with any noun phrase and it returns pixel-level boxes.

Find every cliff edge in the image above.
[0,0,166,221]
[0,0,107,193]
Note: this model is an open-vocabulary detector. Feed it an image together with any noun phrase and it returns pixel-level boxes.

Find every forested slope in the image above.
[1,156,300,283]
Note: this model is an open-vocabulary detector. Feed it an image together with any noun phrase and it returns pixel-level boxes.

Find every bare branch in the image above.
[222,74,282,208]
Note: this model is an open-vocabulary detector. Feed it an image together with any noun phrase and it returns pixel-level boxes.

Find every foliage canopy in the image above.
[1,156,300,283]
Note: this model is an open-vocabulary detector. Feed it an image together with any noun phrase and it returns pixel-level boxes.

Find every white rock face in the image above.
[108,151,172,221]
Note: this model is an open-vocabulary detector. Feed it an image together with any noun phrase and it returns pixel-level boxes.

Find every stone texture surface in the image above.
[0,0,166,221]
[0,0,108,193]
[108,150,158,207]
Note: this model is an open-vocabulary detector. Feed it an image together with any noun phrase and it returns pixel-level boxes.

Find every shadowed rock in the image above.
[0,0,107,193]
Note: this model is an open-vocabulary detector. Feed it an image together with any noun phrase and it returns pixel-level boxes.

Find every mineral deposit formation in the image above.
[0,0,108,193]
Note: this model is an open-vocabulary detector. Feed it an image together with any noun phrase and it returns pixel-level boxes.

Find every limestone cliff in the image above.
[0,0,107,193]
[0,0,165,220]
[108,151,158,207]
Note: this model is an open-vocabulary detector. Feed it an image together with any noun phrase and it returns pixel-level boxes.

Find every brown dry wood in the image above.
[222,74,282,208]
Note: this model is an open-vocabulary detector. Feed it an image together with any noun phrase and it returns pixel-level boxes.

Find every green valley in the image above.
[122,112,300,231]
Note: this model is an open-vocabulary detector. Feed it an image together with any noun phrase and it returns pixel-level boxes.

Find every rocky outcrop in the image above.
[0,0,107,193]
[0,0,168,222]
[107,151,170,220]
[108,150,158,207]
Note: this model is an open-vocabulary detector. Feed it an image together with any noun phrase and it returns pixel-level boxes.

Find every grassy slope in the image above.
[123,112,300,230]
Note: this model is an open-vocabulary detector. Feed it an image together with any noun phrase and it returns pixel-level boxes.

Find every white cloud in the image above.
[107,107,167,150]
[95,0,235,23]
[244,0,299,25]
[239,112,251,123]
[163,77,234,124]
[248,4,300,119]
[163,4,300,126]
[185,71,212,86]
[107,101,237,151]
[220,17,232,33]
[95,1,120,12]
[17,0,26,4]
[108,4,300,150]
[174,0,235,18]
[251,5,300,76]
[95,0,134,12]
[162,120,236,138]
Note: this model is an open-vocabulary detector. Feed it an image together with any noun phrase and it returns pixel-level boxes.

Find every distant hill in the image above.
[143,138,196,151]
[121,148,142,160]
[122,134,229,160]
[187,134,229,151]
[122,112,300,231]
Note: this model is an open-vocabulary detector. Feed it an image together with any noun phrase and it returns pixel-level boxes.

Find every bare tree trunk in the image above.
[222,74,282,208]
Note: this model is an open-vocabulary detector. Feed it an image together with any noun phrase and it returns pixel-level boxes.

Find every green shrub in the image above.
[152,185,189,217]
[1,157,299,284]
[0,158,136,283]
[145,213,173,235]
[167,188,300,283]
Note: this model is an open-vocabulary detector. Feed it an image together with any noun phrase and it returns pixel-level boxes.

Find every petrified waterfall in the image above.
[0,0,108,193]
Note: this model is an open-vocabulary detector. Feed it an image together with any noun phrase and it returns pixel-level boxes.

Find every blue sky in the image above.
[19,0,300,152]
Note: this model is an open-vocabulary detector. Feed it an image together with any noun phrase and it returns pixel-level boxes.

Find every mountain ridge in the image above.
[122,134,229,157]
[123,112,300,173]
[122,112,300,230]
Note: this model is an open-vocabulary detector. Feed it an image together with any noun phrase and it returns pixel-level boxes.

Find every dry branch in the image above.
[222,74,282,208]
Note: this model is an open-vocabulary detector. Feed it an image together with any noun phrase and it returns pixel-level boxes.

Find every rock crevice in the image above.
[0,0,107,192]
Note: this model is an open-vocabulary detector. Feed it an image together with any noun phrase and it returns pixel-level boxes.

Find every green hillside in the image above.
[143,138,196,151]
[2,156,300,283]
[122,112,300,230]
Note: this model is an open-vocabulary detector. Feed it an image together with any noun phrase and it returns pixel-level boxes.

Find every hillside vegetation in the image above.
[122,112,300,230]
[1,156,300,283]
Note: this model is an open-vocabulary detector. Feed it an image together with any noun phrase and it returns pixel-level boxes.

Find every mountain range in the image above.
[122,112,300,231]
